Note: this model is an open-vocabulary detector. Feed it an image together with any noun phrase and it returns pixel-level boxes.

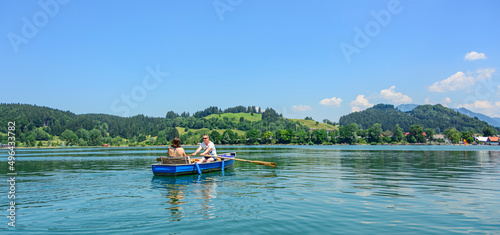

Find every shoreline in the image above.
[5,143,497,149]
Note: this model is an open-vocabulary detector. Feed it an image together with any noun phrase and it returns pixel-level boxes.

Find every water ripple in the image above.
[1,146,499,234]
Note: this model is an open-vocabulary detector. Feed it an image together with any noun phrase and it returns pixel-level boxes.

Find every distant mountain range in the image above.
[395,104,419,112]
[396,104,500,127]
[454,108,500,127]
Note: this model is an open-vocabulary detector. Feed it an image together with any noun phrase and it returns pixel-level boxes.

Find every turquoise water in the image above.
[1,145,500,234]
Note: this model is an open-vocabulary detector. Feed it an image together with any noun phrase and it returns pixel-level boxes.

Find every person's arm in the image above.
[191,145,202,156]
[201,147,212,156]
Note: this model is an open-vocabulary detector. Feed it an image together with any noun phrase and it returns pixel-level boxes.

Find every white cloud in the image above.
[476,68,496,79]
[458,100,493,109]
[465,51,487,61]
[351,95,372,107]
[379,86,413,104]
[424,97,431,104]
[319,97,342,107]
[457,100,500,117]
[290,105,312,112]
[428,68,496,92]
[441,97,452,107]
[351,106,362,112]
[350,95,373,112]
[429,71,468,92]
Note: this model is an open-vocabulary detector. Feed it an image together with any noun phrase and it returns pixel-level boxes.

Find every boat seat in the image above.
[160,157,189,164]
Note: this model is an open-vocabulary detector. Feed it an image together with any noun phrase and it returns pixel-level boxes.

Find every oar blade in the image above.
[251,160,277,168]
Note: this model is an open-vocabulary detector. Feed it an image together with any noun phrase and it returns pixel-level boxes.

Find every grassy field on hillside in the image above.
[204,113,262,122]
[290,119,338,130]
[202,113,337,130]
[176,127,246,136]
[29,136,67,147]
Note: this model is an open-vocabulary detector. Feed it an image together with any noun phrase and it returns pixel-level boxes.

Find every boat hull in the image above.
[151,152,235,176]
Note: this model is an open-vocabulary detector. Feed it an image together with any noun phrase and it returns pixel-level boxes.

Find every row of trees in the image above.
[180,123,489,146]
[195,123,490,146]
[0,104,301,147]
[339,104,497,134]
[333,123,492,145]
[166,106,262,119]
[2,120,494,147]
[0,104,292,145]
[1,103,498,147]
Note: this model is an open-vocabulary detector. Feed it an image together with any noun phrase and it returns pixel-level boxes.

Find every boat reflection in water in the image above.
[195,177,218,219]
[151,173,230,221]
[151,176,193,221]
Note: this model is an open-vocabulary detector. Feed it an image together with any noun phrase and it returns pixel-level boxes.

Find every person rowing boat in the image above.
[191,134,217,163]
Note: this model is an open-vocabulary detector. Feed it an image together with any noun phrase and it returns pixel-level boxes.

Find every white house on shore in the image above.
[475,136,499,145]
[475,136,489,144]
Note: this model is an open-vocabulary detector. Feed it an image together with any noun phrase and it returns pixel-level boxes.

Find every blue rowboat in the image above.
[151,152,236,176]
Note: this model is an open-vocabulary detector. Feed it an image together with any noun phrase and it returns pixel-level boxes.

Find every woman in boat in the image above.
[168,137,190,161]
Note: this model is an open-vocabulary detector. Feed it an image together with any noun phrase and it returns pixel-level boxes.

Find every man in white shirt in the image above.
[191,134,218,163]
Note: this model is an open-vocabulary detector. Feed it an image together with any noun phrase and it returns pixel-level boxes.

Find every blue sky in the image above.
[1,0,499,121]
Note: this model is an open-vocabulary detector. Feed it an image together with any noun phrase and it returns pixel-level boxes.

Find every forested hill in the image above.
[339,104,497,133]
[2,103,497,147]
[0,104,166,138]
[0,103,307,146]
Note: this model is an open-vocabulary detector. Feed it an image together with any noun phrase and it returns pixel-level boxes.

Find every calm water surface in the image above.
[1,145,500,234]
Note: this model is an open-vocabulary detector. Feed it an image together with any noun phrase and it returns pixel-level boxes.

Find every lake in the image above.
[1,145,500,234]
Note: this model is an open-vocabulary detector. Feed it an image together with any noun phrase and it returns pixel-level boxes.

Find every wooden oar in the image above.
[203,154,277,168]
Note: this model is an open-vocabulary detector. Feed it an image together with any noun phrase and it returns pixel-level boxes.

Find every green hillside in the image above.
[290,119,337,130]
[176,127,246,136]
[339,104,498,133]
[2,103,497,146]
[204,113,262,122]
[0,103,303,146]
[204,113,337,130]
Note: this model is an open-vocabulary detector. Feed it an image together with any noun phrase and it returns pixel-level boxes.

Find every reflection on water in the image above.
[1,146,499,234]
[163,179,187,221]
[152,176,191,221]
[197,177,218,219]
[151,174,223,221]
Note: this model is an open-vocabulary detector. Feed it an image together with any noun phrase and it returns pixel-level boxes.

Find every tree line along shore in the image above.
[0,103,498,148]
